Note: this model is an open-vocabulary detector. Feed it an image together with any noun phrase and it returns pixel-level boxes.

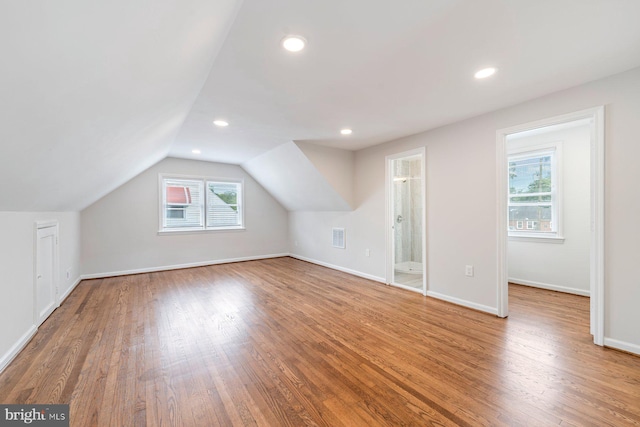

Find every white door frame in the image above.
[34,220,60,326]
[496,106,604,346]
[385,147,427,296]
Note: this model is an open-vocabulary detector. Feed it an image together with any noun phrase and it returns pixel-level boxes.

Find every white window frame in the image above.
[507,142,563,241]
[159,174,245,233]
[166,205,187,220]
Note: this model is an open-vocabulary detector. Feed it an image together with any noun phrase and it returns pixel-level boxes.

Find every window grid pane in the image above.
[163,179,204,229]
[206,181,242,228]
[508,151,556,234]
[161,177,243,231]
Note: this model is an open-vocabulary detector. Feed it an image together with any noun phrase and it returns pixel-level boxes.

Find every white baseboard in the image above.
[290,255,500,316]
[81,253,290,280]
[0,276,81,375]
[0,325,37,374]
[508,277,590,296]
[289,254,386,284]
[58,276,82,304]
[426,290,498,316]
[604,337,640,356]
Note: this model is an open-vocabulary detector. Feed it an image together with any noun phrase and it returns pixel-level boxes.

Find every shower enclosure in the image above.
[387,149,426,294]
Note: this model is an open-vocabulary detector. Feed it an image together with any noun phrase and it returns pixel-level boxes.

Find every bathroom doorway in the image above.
[386,148,427,295]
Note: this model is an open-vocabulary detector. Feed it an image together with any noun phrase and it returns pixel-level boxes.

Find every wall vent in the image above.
[332,228,345,249]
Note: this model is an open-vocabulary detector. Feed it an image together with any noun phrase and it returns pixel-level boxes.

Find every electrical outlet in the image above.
[365,249,370,257]
[465,265,474,277]
[66,268,71,279]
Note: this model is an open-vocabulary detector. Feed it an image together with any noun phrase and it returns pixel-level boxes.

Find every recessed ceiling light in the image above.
[192,149,201,154]
[340,129,353,135]
[213,120,229,127]
[474,67,497,79]
[282,35,306,52]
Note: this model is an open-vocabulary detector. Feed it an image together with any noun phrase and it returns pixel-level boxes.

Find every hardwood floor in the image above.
[1,257,639,426]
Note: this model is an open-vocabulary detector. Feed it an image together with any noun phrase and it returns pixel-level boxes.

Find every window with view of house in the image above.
[160,175,243,232]
[508,146,561,238]
[165,184,195,221]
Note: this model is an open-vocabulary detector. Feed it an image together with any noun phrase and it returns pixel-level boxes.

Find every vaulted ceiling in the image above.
[3,0,640,211]
[0,0,241,211]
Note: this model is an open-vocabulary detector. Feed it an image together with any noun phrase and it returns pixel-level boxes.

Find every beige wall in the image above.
[290,66,640,353]
[81,157,289,276]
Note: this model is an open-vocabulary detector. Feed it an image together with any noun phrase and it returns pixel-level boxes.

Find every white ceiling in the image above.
[170,0,640,164]
[3,0,640,211]
[0,0,241,211]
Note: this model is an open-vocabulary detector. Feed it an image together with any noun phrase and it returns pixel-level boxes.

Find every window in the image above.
[160,175,244,232]
[166,205,186,219]
[508,146,561,238]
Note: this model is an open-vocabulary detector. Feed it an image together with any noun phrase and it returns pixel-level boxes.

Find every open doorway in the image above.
[507,119,591,295]
[496,107,604,346]
[386,148,427,295]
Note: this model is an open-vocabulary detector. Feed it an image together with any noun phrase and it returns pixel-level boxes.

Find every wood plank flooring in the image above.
[1,257,639,426]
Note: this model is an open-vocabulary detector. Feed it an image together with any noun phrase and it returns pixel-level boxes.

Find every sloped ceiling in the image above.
[295,142,354,209]
[243,142,352,212]
[170,0,640,164]
[0,0,241,211]
[3,0,640,212]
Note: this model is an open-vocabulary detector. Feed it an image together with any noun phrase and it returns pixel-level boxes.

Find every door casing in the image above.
[496,106,604,346]
[385,147,427,295]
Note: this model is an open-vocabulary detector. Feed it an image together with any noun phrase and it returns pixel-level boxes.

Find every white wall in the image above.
[0,211,81,371]
[242,141,352,212]
[295,142,355,208]
[81,157,289,276]
[290,66,640,353]
[508,124,591,295]
[292,117,498,311]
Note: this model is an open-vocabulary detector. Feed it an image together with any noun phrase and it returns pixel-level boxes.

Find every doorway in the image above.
[386,148,427,295]
[35,221,59,326]
[496,107,604,346]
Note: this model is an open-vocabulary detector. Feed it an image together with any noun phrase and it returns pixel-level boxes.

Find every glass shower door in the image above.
[391,154,425,293]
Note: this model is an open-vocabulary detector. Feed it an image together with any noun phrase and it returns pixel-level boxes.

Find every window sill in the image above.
[158,227,245,235]
[508,234,564,244]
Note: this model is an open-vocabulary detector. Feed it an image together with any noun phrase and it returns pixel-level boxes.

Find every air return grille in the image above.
[332,228,345,249]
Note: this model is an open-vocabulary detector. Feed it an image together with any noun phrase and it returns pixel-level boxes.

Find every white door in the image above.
[36,225,58,325]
